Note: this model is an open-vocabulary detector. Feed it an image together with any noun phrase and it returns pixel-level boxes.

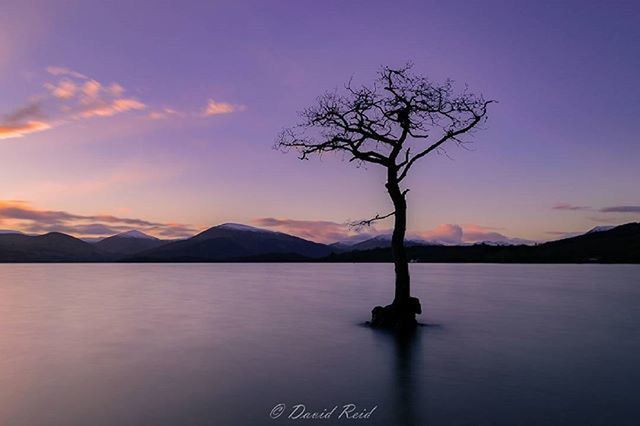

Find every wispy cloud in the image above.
[0,200,195,238]
[45,79,77,99]
[0,67,147,140]
[203,98,245,116]
[147,107,180,120]
[417,224,464,244]
[79,98,146,118]
[253,217,359,243]
[552,203,591,211]
[0,120,51,139]
[0,101,51,139]
[416,223,533,245]
[2,67,245,140]
[45,66,88,79]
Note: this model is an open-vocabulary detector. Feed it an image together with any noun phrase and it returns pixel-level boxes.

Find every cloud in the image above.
[417,223,534,245]
[147,108,179,120]
[418,224,464,244]
[599,205,640,213]
[44,79,77,99]
[1,67,147,140]
[254,217,531,245]
[45,66,88,79]
[0,120,51,139]
[462,224,531,244]
[0,200,195,238]
[81,79,102,101]
[203,98,245,116]
[253,217,360,243]
[79,98,146,118]
[2,67,243,140]
[108,83,125,97]
[0,102,51,139]
[552,203,591,211]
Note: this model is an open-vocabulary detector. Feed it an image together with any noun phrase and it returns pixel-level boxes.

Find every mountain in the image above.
[472,238,534,246]
[0,229,24,235]
[1,223,638,263]
[0,232,104,262]
[586,225,616,234]
[347,234,436,251]
[327,223,640,263]
[127,223,333,262]
[527,222,640,262]
[93,230,168,256]
[115,230,159,240]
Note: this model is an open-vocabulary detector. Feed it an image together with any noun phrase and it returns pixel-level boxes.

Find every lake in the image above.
[0,263,639,425]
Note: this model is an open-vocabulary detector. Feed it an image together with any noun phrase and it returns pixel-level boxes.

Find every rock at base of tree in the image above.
[368,297,422,329]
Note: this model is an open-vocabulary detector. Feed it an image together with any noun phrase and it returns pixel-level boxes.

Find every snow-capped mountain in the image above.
[216,223,277,233]
[586,225,617,234]
[115,230,159,240]
[345,234,437,251]
[128,223,331,261]
[472,239,533,246]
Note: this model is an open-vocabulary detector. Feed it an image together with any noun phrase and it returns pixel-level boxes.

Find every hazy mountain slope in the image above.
[347,234,435,251]
[0,232,104,262]
[128,223,332,261]
[94,231,169,256]
[531,222,640,262]
[328,223,640,263]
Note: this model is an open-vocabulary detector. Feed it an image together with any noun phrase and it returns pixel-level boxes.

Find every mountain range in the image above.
[0,222,638,263]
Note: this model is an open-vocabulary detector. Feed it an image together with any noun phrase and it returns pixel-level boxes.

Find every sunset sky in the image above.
[1,0,639,243]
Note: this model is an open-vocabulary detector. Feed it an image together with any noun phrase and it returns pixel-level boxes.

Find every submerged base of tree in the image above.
[368,297,422,330]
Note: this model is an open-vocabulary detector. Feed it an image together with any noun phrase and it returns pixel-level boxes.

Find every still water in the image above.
[0,264,639,425]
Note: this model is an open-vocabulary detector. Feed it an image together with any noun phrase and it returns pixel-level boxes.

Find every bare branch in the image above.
[397,100,494,182]
[275,63,494,187]
[348,211,395,231]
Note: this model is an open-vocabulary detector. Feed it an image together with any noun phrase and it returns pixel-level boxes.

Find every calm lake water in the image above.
[0,264,639,426]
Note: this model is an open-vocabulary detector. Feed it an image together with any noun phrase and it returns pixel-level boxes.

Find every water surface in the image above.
[1,264,639,425]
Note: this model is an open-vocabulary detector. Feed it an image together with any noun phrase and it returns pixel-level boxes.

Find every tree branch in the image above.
[348,211,395,231]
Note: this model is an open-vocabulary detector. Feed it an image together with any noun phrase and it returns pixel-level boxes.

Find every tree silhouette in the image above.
[277,64,493,328]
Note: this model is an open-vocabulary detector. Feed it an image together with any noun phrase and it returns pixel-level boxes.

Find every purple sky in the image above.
[1,0,639,243]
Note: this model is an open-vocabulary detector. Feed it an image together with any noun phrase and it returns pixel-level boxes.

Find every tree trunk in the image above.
[387,178,410,304]
[369,170,421,329]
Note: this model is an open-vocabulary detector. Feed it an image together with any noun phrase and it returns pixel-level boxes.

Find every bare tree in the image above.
[276,64,494,328]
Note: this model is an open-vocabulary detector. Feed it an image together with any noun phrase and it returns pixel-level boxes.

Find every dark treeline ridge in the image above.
[0,222,638,264]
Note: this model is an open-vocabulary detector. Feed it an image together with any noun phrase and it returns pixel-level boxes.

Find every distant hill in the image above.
[346,234,436,251]
[327,223,640,263]
[0,232,104,262]
[126,223,333,262]
[0,223,637,263]
[93,230,169,256]
[527,222,640,263]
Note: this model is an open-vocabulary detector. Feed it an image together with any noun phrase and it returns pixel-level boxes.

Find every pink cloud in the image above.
[203,98,245,116]
[44,79,77,99]
[1,67,148,141]
[253,217,359,243]
[79,98,146,118]
[0,120,51,139]
[0,199,195,238]
[418,224,464,244]
[0,102,51,139]
[254,217,532,245]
